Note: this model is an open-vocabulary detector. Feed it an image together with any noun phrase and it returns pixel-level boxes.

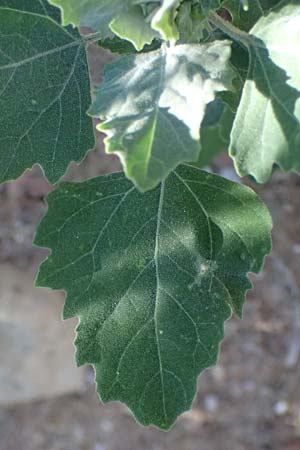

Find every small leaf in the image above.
[110,6,159,51]
[0,1,94,184]
[89,41,236,191]
[35,165,272,429]
[230,3,300,182]
[176,1,206,43]
[151,0,181,42]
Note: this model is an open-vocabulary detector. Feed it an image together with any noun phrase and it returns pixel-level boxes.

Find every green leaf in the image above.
[0,2,94,184]
[49,0,157,49]
[197,100,235,167]
[230,3,300,182]
[89,41,236,191]
[48,0,123,36]
[110,6,159,51]
[50,0,159,50]
[222,0,282,30]
[151,0,181,42]
[176,1,206,43]
[35,165,272,429]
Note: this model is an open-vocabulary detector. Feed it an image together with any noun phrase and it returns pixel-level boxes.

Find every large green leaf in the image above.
[89,41,235,191]
[0,2,94,184]
[230,3,300,182]
[35,165,272,429]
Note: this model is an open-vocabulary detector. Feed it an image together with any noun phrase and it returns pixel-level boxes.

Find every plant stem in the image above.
[207,11,252,48]
[83,30,104,41]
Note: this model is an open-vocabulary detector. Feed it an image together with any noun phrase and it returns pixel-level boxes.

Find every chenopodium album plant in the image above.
[1,0,299,429]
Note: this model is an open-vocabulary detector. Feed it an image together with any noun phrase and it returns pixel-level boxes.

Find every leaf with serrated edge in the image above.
[48,0,126,36]
[35,165,272,429]
[0,2,94,184]
[89,41,235,192]
[230,3,300,182]
[48,0,156,48]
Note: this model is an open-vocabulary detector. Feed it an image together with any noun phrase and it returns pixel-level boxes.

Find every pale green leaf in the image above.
[230,3,300,181]
[110,6,159,51]
[35,165,272,429]
[89,41,235,191]
[0,2,94,184]
[48,0,157,49]
[48,0,124,36]
[151,0,181,42]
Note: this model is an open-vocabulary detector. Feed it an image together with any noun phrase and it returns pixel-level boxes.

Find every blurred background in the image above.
[1,44,300,450]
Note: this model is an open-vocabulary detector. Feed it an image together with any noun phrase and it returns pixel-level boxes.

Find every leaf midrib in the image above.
[154,180,167,422]
[142,47,167,180]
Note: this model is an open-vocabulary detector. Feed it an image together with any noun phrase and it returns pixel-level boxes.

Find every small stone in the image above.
[203,394,219,413]
[93,443,105,450]
[243,380,256,393]
[292,244,300,254]
[274,400,288,416]
[219,167,241,183]
[211,365,225,383]
[100,419,114,433]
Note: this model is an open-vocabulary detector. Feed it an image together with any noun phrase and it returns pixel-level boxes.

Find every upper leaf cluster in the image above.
[2,0,297,189]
